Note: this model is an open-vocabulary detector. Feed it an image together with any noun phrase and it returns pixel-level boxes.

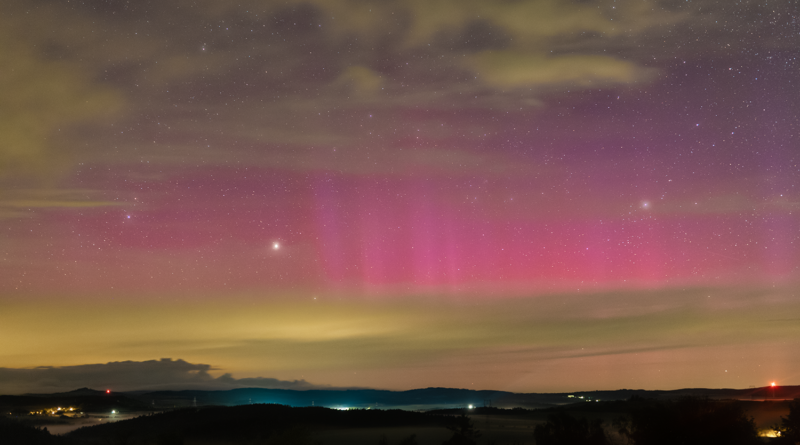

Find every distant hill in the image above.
[3,385,798,414]
[0,388,150,415]
[125,385,800,411]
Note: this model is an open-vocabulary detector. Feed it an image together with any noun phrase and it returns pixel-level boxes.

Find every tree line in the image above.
[534,397,800,445]
[2,398,799,444]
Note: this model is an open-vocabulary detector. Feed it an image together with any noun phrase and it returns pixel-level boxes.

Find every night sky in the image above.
[1,0,799,395]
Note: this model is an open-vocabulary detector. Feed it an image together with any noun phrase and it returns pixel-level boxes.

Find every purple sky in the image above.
[1,0,798,394]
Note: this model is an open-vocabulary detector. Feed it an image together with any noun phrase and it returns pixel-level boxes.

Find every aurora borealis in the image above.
[1,0,798,394]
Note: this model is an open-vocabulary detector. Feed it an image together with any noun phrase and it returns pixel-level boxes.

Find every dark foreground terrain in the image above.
[2,397,800,445]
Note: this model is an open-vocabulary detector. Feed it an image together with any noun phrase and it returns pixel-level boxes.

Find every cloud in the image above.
[399,0,618,47]
[466,50,657,90]
[0,188,123,208]
[0,359,322,395]
[270,0,678,49]
[0,189,125,221]
[0,0,727,184]
[0,2,123,180]
[333,66,386,98]
[634,192,800,217]
[215,374,319,390]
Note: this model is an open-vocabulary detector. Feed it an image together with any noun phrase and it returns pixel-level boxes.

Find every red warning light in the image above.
[106,389,111,394]
[771,382,777,387]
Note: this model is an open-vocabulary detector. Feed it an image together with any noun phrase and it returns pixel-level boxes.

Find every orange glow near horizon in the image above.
[1,295,799,394]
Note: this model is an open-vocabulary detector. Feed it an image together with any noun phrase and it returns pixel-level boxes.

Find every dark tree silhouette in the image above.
[774,398,800,444]
[533,411,609,445]
[156,430,184,445]
[615,397,760,445]
[0,417,69,445]
[264,425,313,445]
[379,433,418,445]
[443,414,481,445]
[397,434,419,445]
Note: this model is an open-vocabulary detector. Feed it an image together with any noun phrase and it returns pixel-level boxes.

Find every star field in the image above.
[0,0,798,394]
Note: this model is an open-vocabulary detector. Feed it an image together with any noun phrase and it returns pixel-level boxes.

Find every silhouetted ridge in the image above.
[68,404,454,443]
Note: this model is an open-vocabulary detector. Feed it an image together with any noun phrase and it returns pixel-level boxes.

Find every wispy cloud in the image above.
[0,189,125,220]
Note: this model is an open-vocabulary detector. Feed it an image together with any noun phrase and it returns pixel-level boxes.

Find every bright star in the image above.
[272,242,280,250]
